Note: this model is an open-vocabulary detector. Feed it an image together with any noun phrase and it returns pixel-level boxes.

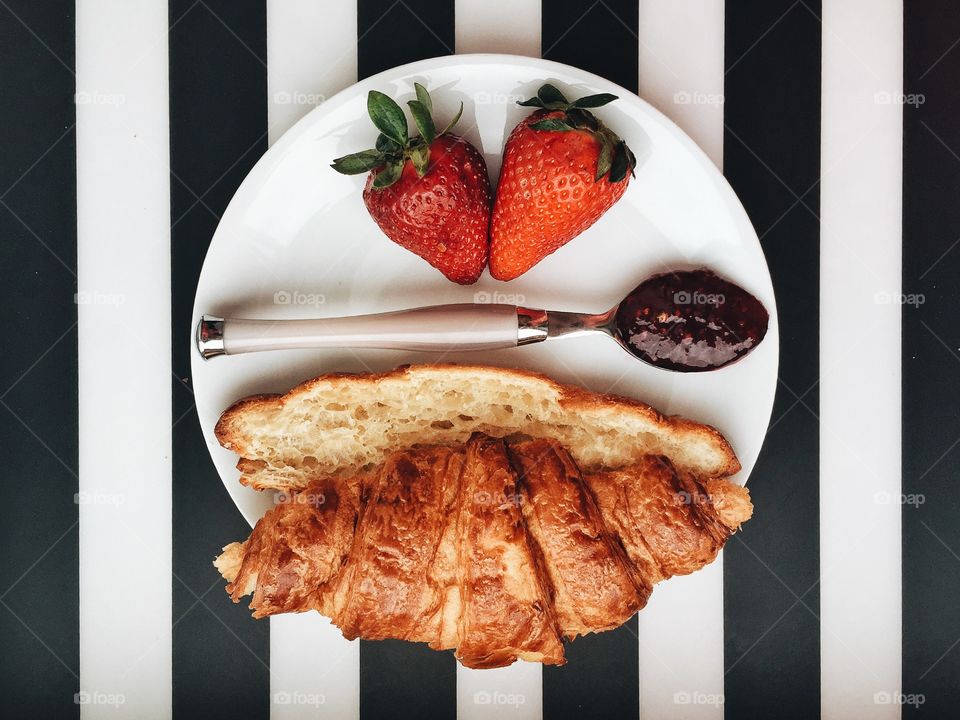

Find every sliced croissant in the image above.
[215,434,750,669]
[213,364,740,493]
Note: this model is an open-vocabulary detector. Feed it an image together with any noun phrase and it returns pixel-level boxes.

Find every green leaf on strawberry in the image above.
[608,142,630,183]
[372,159,404,188]
[407,99,436,145]
[537,83,569,108]
[367,91,407,146]
[438,102,463,136]
[376,133,402,154]
[330,149,383,175]
[332,85,464,189]
[408,142,430,177]
[529,118,574,132]
[569,93,617,109]
[414,82,433,115]
[595,140,614,181]
[518,84,636,183]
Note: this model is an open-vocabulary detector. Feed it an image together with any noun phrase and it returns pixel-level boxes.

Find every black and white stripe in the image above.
[3,0,956,717]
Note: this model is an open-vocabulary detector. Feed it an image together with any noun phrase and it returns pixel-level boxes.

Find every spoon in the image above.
[197,269,768,372]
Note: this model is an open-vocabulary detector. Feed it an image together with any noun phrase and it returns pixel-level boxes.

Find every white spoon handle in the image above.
[196,304,550,359]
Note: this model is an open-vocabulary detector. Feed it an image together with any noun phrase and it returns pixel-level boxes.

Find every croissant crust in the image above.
[215,433,751,668]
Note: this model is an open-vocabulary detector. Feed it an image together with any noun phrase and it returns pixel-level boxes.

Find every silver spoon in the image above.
[197,269,768,372]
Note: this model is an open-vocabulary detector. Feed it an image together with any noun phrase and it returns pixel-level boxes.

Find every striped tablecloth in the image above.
[1,0,952,717]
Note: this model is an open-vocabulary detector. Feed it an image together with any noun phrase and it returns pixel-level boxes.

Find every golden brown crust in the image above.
[582,459,750,583]
[226,480,360,618]
[333,446,460,641]
[507,438,647,639]
[702,479,753,531]
[455,436,565,667]
[216,434,752,668]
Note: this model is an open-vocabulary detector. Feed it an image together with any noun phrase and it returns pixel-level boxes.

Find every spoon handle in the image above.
[197,304,551,359]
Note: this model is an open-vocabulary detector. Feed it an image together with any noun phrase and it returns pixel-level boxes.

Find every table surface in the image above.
[0,1,954,719]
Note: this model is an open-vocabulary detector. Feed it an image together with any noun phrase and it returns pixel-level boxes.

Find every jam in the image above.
[613,269,769,372]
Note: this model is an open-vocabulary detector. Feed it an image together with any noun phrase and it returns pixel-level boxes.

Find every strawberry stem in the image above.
[519,83,636,183]
[331,83,463,188]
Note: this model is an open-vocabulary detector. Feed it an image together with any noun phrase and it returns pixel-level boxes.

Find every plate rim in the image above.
[190,53,780,526]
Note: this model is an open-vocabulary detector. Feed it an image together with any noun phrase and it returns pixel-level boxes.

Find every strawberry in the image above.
[332,84,491,285]
[490,84,636,281]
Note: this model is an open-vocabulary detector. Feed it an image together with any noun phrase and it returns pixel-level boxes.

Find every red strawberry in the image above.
[490,84,636,281]
[332,84,491,284]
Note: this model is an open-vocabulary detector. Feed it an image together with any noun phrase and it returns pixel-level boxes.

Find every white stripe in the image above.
[454,5,543,719]
[458,662,541,719]
[267,0,359,146]
[637,2,726,718]
[265,2,361,718]
[820,1,902,717]
[638,0,725,169]
[76,0,172,717]
[270,614,359,719]
[455,0,541,58]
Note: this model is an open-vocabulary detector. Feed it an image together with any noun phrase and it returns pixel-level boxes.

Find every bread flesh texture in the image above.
[214,364,740,493]
[217,434,752,668]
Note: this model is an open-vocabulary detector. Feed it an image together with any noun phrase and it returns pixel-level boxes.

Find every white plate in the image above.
[191,54,779,527]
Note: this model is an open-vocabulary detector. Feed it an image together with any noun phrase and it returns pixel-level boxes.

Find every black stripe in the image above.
[903,3,960,714]
[356,2,457,720]
[358,0,455,79]
[541,2,639,719]
[169,2,270,717]
[360,641,457,720]
[723,1,821,717]
[0,2,78,717]
[542,0,639,94]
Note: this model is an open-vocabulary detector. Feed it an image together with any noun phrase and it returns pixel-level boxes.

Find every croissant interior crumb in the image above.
[216,365,740,493]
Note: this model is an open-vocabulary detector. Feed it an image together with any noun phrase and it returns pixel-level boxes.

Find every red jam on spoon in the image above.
[613,269,769,372]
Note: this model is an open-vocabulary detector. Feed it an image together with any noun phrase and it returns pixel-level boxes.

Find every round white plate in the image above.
[191,54,779,527]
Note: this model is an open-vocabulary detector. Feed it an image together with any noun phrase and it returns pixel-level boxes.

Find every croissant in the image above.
[215,433,751,669]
